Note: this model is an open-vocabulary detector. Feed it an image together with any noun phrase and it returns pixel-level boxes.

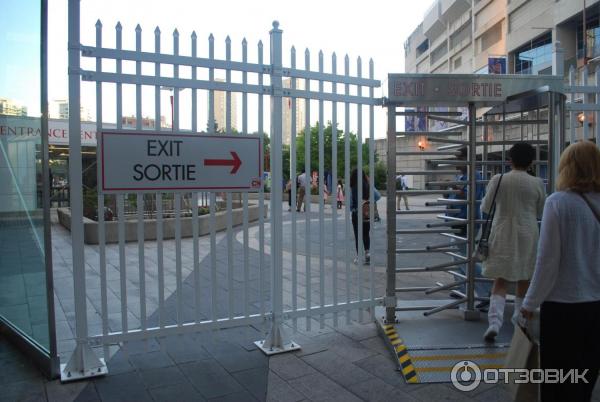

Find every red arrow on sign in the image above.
[204,151,242,174]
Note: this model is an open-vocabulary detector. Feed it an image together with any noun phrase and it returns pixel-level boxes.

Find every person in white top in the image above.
[521,141,600,402]
[296,170,307,212]
[480,142,546,341]
[396,175,410,210]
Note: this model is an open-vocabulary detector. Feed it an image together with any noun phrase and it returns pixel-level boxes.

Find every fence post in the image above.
[256,21,300,355]
[62,0,107,381]
[255,21,300,355]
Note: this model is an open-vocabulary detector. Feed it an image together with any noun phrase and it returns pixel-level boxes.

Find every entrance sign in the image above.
[99,130,262,193]
[387,74,563,106]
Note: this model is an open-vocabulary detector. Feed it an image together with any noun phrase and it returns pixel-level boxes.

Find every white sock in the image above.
[488,294,506,329]
[512,297,523,324]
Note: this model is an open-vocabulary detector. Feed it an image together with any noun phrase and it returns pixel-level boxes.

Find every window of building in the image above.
[453,57,462,70]
[430,40,448,65]
[416,39,429,57]
[480,21,502,52]
[514,32,552,75]
[577,13,600,59]
[450,20,472,50]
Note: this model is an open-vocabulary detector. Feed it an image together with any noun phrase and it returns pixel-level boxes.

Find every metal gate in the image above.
[383,74,565,323]
[63,0,381,381]
[379,73,566,382]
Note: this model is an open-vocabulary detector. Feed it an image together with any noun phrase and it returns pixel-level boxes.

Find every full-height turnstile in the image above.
[378,74,566,384]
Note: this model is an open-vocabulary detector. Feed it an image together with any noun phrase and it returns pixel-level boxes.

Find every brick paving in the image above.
[1,196,599,401]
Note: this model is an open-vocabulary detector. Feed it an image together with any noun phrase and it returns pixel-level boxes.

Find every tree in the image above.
[373,160,387,190]
[289,122,378,182]
[261,123,385,190]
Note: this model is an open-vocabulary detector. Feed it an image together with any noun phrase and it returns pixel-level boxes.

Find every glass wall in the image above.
[0,0,55,372]
[577,13,600,59]
[514,33,552,75]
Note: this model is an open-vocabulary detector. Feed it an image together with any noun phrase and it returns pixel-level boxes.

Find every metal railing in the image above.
[63,12,381,380]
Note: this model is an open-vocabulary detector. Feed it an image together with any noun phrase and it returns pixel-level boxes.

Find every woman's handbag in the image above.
[473,174,504,262]
[505,323,540,402]
[361,200,370,221]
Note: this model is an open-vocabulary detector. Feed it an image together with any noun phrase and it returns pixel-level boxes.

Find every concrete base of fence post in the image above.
[255,318,301,356]
[60,341,108,382]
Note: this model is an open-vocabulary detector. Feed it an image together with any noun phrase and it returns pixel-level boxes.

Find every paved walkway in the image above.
[2,196,599,401]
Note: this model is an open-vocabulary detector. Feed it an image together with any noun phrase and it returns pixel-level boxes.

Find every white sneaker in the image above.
[353,257,359,264]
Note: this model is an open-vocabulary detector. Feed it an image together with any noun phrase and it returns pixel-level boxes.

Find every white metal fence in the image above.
[63,8,381,380]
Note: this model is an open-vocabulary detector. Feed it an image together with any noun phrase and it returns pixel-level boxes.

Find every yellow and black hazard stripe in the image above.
[382,324,419,384]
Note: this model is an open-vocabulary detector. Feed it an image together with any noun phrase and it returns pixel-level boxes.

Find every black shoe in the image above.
[476,301,490,312]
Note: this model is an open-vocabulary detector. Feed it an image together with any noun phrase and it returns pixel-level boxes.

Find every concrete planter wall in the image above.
[58,203,267,244]
[247,192,341,204]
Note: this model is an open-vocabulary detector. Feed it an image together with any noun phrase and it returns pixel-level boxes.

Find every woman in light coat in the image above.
[480,142,546,341]
[521,141,600,402]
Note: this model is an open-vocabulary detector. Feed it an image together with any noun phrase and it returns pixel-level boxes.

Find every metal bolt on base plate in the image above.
[254,340,301,356]
[60,358,108,383]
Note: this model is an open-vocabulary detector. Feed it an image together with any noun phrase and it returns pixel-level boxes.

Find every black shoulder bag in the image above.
[473,174,504,262]
[579,192,600,224]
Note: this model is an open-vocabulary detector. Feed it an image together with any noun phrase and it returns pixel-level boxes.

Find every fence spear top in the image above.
[95,19,102,28]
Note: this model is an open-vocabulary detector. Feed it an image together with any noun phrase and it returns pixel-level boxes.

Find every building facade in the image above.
[389,0,600,189]
[0,98,28,116]
[282,78,305,145]
[210,78,238,133]
[50,99,92,122]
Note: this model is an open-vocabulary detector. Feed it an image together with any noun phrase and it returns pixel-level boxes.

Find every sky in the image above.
[43,0,434,139]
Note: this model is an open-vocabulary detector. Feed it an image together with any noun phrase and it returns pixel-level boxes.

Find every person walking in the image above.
[336,179,345,209]
[521,141,600,402]
[296,170,307,212]
[396,174,410,210]
[350,168,370,264]
[482,142,546,341]
[285,179,293,211]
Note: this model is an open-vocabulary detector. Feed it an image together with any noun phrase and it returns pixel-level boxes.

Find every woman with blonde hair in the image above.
[521,141,600,402]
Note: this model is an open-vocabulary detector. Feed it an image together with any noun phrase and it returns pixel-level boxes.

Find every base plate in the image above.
[60,358,108,383]
[254,340,301,356]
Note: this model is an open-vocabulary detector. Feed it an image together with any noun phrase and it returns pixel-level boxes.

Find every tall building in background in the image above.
[0,98,28,116]
[390,0,600,188]
[404,0,506,75]
[121,115,167,129]
[282,78,305,145]
[209,78,238,133]
[404,0,598,77]
[50,99,92,121]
